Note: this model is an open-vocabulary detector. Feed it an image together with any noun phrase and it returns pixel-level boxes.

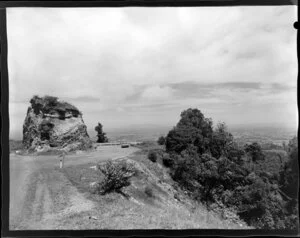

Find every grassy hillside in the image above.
[62,143,250,229]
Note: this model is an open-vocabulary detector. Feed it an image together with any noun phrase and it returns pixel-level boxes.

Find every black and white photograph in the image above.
[2,2,298,233]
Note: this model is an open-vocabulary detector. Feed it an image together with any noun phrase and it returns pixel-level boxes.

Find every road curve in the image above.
[9,146,139,230]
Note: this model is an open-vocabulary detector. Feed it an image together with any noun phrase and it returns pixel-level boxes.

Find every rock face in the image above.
[23,95,92,152]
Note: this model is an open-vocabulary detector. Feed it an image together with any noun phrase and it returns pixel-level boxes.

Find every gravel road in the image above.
[9,146,139,230]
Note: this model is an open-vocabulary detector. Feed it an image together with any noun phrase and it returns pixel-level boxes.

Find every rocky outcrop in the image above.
[23,95,92,152]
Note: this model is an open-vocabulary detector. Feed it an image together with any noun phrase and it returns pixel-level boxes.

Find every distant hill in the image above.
[230,126,297,146]
[11,123,297,145]
[87,124,297,145]
[88,124,172,143]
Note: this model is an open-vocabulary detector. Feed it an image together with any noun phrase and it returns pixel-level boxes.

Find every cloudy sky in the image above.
[7,6,297,139]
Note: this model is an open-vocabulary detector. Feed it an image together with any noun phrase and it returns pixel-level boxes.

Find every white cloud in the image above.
[7,6,298,138]
[141,85,174,101]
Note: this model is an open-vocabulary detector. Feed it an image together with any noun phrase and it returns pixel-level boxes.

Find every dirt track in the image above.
[9,146,139,230]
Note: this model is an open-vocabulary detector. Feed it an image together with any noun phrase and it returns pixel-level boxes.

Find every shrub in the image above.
[29,95,80,116]
[164,108,298,229]
[280,138,299,200]
[244,142,265,162]
[278,137,299,229]
[44,95,58,107]
[162,154,174,167]
[144,186,154,197]
[169,144,288,229]
[210,123,233,159]
[157,136,166,145]
[96,161,135,195]
[148,151,157,162]
[228,177,288,229]
[170,146,204,194]
[30,95,44,114]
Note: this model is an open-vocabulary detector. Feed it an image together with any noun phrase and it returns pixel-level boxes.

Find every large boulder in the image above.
[22,95,92,152]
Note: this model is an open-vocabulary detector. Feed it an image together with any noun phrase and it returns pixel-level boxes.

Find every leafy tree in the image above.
[148,151,157,162]
[166,126,202,153]
[282,141,287,151]
[244,142,265,163]
[227,176,286,229]
[225,142,245,164]
[164,108,299,229]
[210,122,235,159]
[95,122,108,143]
[171,145,203,192]
[165,108,213,154]
[280,136,299,200]
[162,153,174,167]
[287,136,298,153]
[30,95,44,114]
[157,136,166,145]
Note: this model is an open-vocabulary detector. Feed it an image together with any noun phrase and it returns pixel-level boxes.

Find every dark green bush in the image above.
[164,108,298,229]
[280,139,299,200]
[245,142,265,162]
[165,108,213,154]
[29,95,80,116]
[162,154,174,167]
[96,161,135,195]
[157,136,166,145]
[277,137,299,229]
[209,123,233,159]
[148,151,157,162]
[169,144,289,229]
[44,95,58,107]
[57,109,66,120]
[30,95,44,114]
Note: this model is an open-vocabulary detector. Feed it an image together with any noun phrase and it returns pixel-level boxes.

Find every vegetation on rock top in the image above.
[30,95,80,118]
[22,95,91,152]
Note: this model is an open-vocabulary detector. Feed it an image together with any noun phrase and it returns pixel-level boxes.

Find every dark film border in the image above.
[0,0,298,7]
[1,1,298,237]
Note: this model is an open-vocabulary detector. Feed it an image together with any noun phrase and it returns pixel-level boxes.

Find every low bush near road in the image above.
[96,160,135,195]
[148,151,158,162]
